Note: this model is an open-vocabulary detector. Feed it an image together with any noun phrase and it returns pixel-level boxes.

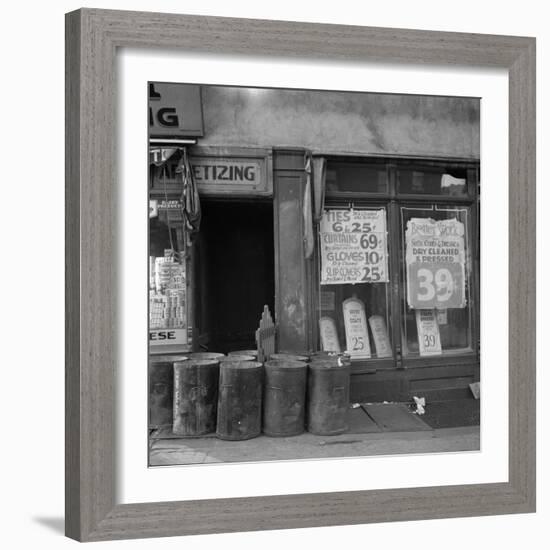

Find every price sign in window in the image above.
[317,207,392,360]
[320,208,389,285]
[400,205,474,357]
[405,217,466,309]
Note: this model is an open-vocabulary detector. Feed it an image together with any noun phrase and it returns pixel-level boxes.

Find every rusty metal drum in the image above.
[220,354,255,363]
[228,350,258,359]
[269,352,309,363]
[263,359,308,437]
[307,362,351,435]
[148,355,188,429]
[189,352,225,361]
[172,359,220,436]
[216,361,263,441]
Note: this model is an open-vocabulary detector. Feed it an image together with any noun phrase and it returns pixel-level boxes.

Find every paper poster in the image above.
[319,291,335,311]
[319,317,341,352]
[368,315,392,358]
[320,209,389,285]
[415,309,442,356]
[342,297,371,359]
[405,217,466,309]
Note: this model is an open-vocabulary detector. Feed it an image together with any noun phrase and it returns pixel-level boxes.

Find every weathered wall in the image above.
[200,86,479,159]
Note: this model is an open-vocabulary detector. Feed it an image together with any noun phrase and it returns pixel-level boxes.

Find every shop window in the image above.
[325,162,387,195]
[317,206,392,360]
[397,166,468,197]
[399,204,473,357]
[316,158,478,366]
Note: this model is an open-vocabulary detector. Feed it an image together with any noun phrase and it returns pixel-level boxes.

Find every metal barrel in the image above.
[148,355,188,429]
[269,352,309,362]
[172,359,220,436]
[216,361,263,441]
[228,350,258,359]
[220,354,255,363]
[309,351,336,361]
[263,359,308,437]
[307,362,351,435]
[189,352,225,361]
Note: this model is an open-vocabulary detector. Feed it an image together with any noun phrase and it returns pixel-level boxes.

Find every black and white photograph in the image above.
[147,83,481,467]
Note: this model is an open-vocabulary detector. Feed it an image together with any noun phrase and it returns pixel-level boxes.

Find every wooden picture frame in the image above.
[65,8,536,542]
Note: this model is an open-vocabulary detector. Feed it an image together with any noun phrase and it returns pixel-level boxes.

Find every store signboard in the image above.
[415,309,442,356]
[151,152,272,196]
[149,328,188,346]
[320,209,389,285]
[342,297,371,359]
[149,82,204,138]
[405,217,466,309]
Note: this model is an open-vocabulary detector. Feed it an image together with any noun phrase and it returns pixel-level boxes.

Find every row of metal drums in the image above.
[149,351,351,440]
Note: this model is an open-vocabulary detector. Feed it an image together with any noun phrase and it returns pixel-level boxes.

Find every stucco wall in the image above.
[200,86,479,160]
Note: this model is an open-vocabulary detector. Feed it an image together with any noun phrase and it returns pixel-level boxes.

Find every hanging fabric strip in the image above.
[312,156,327,223]
[303,152,314,259]
[178,148,202,245]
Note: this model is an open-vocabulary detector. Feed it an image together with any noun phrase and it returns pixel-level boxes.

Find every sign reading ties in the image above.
[342,297,371,359]
[320,209,389,285]
[405,217,466,309]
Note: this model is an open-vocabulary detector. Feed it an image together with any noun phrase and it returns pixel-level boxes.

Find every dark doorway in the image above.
[196,200,275,353]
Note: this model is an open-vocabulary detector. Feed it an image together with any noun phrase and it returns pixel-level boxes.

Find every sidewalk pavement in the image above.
[149,401,480,466]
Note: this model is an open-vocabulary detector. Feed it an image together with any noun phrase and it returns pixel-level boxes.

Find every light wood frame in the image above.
[65,8,536,542]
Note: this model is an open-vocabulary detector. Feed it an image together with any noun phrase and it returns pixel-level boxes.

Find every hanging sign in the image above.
[415,309,442,356]
[405,217,466,309]
[149,82,204,138]
[320,209,389,285]
[368,315,392,358]
[319,317,341,353]
[342,297,371,359]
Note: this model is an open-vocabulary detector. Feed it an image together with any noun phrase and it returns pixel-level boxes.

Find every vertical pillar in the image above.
[273,149,310,352]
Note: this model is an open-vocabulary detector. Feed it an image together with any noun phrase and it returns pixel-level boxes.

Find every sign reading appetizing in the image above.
[320,209,389,285]
[191,158,261,186]
[405,217,466,309]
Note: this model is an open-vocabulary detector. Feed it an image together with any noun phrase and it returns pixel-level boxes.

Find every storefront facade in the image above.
[149,84,480,403]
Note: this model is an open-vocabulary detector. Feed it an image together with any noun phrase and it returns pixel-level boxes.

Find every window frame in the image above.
[314,156,480,374]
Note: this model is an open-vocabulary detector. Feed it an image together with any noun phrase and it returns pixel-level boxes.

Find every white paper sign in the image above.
[415,309,442,356]
[319,317,341,352]
[406,217,466,309]
[368,315,392,358]
[342,297,371,359]
[320,209,389,285]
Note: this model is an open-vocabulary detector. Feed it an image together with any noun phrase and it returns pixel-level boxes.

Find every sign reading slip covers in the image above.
[406,217,466,309]
[320,209,389,285]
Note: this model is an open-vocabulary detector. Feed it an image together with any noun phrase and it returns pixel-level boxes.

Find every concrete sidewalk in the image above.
[149,404,480,466]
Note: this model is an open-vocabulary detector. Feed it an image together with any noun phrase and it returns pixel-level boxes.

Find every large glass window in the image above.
[397,166,468,197]
[399,205,473,357]
[316,158,478,365]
